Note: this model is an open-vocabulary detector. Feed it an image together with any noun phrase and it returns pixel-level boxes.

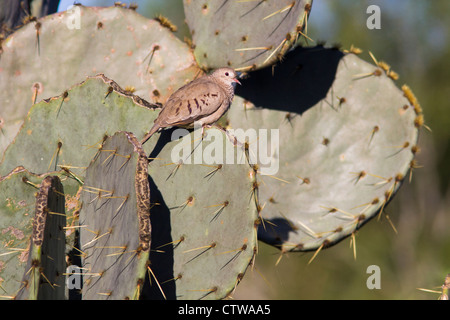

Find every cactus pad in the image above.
[0,74,158,178]
[0,5,201,154]
[80,131,150,300]
[228,47,421,252]
[183,0,312,71]
[0,168,65,299]
[143,127,259,299]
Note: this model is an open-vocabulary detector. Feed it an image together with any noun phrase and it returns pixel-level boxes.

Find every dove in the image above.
[140,67,241,145]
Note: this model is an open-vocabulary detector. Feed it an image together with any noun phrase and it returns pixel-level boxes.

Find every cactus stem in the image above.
[154,14,177,33]
[82,230,112,248]
[194,287,218,300]
[48,141,62,171]
[220,248,244,270]
[39,270,54,289]
[367,125,380,146]
[218,244,247,256]
[263,37,286,65]
[349,170,366,184]
[48,211,66,217]
[21,177,39,189]
[249,181,259,204]
[262,2,295,21]
[235,46,273,52]
[156,236,185,250]
[163,160,183,180]
[161,274,182,285]
[105,86,114,98]
[118,155,132,170]
[381,213,397,233]
[60,166,84,185]
[265,175,290,184]
[203,164,223,178]
[170,196,194,212]
[183,243,216,254]
[307,242,324,264]
[351,198,380,214]
[352,68,383,80]
[414,114,424,128]
[401,84,417,106]
[296,28,313,43]
[100,149,118,165]
[84,136,108,151]
[0,248,27,257]
[147,265,166,300]
[409,160,423,183]
[238,0,264,19]
[105,248,133,258]
[96,292,112,297]
[114,194,130,215]
[365,172,392,186]
[143,45,160,73]
[34,22,41,56]
[184,243,217,264]
[296,176,311,184]
[368,51,379,65]
[56,91,68,118]
[31,83,41,105]
[282,112,297,127]
[209,201,229,222]
[344,45,363,55]
[350,232,357,260]
[296,220,319,239]
[321,206,355,220]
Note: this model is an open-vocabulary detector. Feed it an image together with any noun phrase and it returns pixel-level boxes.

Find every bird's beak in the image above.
[233,78,242,85]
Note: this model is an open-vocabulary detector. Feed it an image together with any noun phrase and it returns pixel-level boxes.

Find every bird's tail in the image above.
[140,123,160,145]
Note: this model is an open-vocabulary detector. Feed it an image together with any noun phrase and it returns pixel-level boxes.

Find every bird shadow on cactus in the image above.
[141,174,176,300]
[236,46,344,114]
[147,128,180,162]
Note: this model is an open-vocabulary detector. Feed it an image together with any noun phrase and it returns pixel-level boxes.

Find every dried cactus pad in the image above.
[183,0,312,71]
[0,169,65,300]
[80,131,150,300]
[0,5,200,154]
[228,48,421,252]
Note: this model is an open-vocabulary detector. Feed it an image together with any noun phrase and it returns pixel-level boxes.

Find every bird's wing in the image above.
[156,79,227,127]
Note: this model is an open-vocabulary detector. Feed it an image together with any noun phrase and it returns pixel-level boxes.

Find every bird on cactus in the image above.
[140,67,241,144]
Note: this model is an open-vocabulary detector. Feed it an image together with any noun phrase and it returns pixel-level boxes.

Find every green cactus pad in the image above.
[228,46,421,252]
[0,168,65,299]
[183,0,312,71]
[0,74,158,178]
[0,5,201,154]
[79,131,150,300]
[143,127,259,300]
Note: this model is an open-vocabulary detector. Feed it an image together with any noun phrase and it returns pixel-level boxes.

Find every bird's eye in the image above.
[225,72,229,76]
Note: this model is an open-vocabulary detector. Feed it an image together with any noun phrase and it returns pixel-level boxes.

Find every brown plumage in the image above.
[140,67,241,144]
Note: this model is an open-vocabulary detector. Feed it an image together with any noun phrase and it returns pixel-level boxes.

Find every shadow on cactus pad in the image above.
[236,46,344,114]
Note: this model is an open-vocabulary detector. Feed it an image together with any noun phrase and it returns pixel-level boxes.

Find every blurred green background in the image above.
[55,0,449,299]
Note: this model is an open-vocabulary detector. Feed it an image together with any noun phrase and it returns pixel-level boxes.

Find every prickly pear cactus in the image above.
[228,46,422,252]
[183,0,312,71]
[0,74,158,178]
[0,168,65,300]
[144,127,259,300]
[80,132,150,300]
[0,4,201,154]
